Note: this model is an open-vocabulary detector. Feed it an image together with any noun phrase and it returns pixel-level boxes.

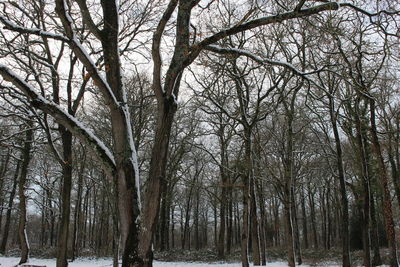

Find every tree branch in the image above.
[75,0,103,40]
[187,2,340,64]
[0,64,117,177]
[54,0,119,107]
[0,15,69,42]
[152,0,178,102]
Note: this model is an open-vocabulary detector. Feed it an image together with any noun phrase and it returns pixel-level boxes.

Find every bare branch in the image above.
[74,0,103,40]
[187,2,340,64]
[152,0,178,101]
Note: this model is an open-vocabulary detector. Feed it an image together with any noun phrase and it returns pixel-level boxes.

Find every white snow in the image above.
[0,257,343,267]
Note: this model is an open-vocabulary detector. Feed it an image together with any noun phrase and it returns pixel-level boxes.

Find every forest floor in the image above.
[0,256,343,267]
[0,248,394,267]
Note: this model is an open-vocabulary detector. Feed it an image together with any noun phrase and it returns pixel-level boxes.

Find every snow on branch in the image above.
[0,15,69,42]
[53,0,119,108]
[0,64,117,176]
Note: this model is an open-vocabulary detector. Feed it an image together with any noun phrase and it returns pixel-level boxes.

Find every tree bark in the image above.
[370,194,382,266]
[369,98,399,267]
[217,135,228,258]
[328,94,351,267]
[0,150,10,236]
[308,185,318,249]
[138,99,176,267]
[56,128,73,267]
[71,157,85,261]
[291,188,302,265]
[300,187,309,250]
[256,179,267,265]
[284,191,296,267]
[0,160,20,254]
[250,176,261,265]
[18,123,34,264]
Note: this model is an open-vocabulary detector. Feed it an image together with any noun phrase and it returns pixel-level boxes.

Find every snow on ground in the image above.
[0,257,342,267]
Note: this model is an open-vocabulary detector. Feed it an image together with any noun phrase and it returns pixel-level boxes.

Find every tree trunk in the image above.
[300,187,309,250]
[250,177,261,265]
[159,187,169,251]
[227,186,233,254]
[308,186,318,249]
[138,100,177,267]
[284,191,296,267]
[18,123,34,264]
[291,188,302,265]
[0,160,20,254]
[217,163,227,258]
[328,94,351,267]
[256,180,267,265]
[0,150,10,236]
[56,128,73,267]
[241,178,250,267]
[71,159,84,261]
[369,98,399,267]
[370,194,382,266]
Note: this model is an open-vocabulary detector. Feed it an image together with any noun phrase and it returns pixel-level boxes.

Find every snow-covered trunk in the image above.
[110,106,141,267]
[138,99,176,267]
[18,121,33,265]
[100,2,141,266]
